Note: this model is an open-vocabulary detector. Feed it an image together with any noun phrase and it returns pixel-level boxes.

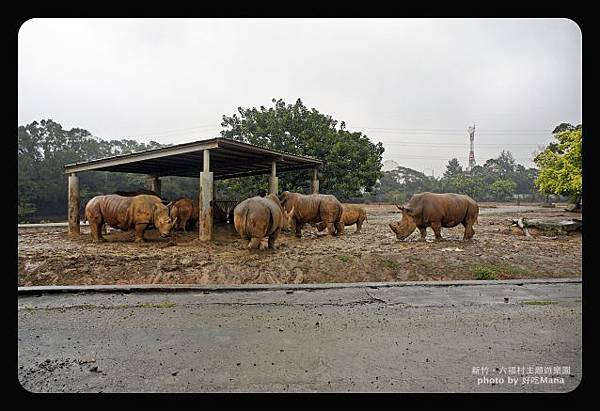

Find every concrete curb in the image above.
[18,278,582,295]
[18,222,87,228]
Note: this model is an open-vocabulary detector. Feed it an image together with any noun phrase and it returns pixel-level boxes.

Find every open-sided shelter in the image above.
[63,137,323,240]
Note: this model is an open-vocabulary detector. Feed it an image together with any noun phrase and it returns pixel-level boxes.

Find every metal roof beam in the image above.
[215,164,315,180]
[63,140,219,174]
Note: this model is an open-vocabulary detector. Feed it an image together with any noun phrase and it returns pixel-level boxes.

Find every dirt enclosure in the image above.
[18,203,581,286]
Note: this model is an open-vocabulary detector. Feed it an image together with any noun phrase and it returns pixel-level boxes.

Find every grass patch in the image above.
[472,265,498,280]
[521,300,559,306]
[338,255,350,263]
[472,263,530,280]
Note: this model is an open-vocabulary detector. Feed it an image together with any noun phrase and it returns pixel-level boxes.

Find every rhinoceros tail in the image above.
[269,207,274,232]
[234,204,249,237]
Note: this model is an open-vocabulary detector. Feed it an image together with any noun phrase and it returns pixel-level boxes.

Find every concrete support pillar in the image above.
[151,176,161,197]
[199,149,214,241]
[68,173,80,235]
[269,161,278,195]
[311,168,319,194]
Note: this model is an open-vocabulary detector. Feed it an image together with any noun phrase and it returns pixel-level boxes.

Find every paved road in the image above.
[18,280,582,393]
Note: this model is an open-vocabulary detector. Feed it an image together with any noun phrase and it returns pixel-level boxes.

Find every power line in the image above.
[349,126,550,133]
[351,130,550,136]
[380,141,543,147]
[384,155,535,161]
[111,121,552,140]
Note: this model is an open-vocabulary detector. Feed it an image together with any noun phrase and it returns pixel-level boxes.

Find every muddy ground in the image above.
[17,203,582,286]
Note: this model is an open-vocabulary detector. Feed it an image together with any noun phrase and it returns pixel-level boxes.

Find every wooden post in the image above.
[269,161,278,195]
[68,173,80,235]
[199,149,214,241]
[311,168,319,194]
[151,176,161,197]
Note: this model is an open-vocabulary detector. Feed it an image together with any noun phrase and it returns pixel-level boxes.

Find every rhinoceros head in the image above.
[281,206,295,233]
[389,204,416,240]
[155,202,177,237]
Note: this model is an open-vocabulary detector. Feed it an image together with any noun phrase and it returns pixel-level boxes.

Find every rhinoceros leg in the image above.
[294,219,303,238]
[356,218,365,233]
[248,237,262,249]
[431,222,444,241]
[325,222,336,236]
[462,222,475,240]
[180,217,188,232]
[90,222,106,243]
[134,223,148,242]
[268,228,280,250]
[418,227,427,241]
[334,221,344,236]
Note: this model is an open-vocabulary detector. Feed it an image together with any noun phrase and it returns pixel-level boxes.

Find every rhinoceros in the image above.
[279,191,344,237]
[389,192,479,241]
[84,194,177,243]
[315,204,367,233]
[233,194,292,250]
[170,197,195,232]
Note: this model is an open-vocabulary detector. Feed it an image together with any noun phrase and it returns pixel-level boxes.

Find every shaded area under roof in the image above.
[63,137,323,180]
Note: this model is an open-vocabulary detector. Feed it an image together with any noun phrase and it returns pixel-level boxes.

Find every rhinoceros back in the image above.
[284,193,342,224]
[86,195,133,230]
[171,198,194,221]
[408,192,478,227]
[234,196,282,238]
[341,204,366,225]
[128,195,164,226]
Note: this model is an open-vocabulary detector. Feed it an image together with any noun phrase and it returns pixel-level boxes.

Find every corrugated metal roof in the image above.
[63,137,322,179]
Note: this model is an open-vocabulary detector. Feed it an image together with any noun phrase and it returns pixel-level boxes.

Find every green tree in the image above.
[534,127,582,206]
[220,98,384,199]
[552,122,581,134]
[443,174,486,199]
[482,150,516,180]
[511,164,538,195]
[443,158,463,178]
[490,179,517,201]
[17,119,196,222]
[374,165,437,202]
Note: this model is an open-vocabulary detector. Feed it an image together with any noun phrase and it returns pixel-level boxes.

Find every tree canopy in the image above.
[534,126,582,204]
[18,117,579,221]
[372,151,540,203]
[443,158,463,179]
[220,98,385,199]
[17,119,197,221]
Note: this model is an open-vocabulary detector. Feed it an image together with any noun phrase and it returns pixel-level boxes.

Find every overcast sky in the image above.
[18,18,581,177]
